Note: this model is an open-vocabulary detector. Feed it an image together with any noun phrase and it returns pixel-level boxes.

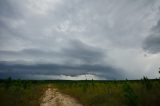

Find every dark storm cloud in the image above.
[143,19,160,53]
[0,61,124,80]
[61,39,104,64]
[0,0,21,18]
[0,0,160,79]
[0,39,104,65]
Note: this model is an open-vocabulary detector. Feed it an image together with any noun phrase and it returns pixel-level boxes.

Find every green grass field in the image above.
[0,79,47,106]
[0,78,160,106]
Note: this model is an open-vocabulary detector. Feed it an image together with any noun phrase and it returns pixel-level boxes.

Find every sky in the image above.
[0,0,160,80]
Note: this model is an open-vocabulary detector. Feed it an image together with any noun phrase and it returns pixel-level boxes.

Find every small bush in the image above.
[141,76,152,89]
[123,83,138,106]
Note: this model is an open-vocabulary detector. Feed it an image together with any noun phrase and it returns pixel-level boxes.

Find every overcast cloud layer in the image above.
[0,0,160,80]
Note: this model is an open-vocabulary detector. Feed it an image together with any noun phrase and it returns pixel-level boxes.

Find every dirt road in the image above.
[40,87,83,106]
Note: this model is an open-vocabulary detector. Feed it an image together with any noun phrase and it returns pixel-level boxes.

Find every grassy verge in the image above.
[0,79,160,106]
[53,79,160,106]
[0,79,47,106]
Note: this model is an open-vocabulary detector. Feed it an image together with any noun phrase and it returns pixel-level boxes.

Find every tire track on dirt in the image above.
[40,86,83,106]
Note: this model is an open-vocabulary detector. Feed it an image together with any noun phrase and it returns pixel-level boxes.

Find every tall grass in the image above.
[0,79,47,106]
[53,80,160,106]
[0,79,160,106]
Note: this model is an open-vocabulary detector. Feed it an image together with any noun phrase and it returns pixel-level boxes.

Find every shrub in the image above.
[141,76,152,89]
[4,76,12,89]
[123,83,138,106]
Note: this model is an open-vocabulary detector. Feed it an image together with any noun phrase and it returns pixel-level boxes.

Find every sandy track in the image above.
[40,87,83,106]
